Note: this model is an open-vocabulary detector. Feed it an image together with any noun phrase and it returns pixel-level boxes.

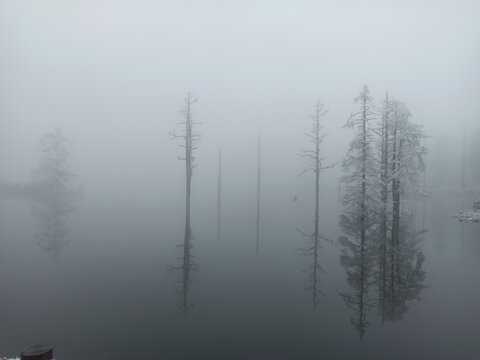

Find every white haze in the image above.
[0,2,479,358]
[1,0,479,199]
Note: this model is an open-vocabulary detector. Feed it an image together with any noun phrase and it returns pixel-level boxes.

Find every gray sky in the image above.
[1,0,479,195]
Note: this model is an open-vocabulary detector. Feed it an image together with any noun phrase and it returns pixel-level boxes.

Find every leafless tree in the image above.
[256,133,261,254]
[298,100,332,306]
[217,149,222,240]
[374,92,393,320]
[169,93,201,312]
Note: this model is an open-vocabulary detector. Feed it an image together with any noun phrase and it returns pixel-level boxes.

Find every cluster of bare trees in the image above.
[339,86,427,337]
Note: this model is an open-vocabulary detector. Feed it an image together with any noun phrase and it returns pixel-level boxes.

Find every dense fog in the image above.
[1,1,479,359]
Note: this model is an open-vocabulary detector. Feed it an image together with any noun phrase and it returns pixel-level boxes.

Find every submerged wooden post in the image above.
[20,345,53,360]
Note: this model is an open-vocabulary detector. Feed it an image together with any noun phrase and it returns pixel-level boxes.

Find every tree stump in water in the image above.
[20,345,53,360]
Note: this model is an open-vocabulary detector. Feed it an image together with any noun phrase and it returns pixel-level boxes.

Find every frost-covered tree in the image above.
[170,93,201,312]
[298,100,332,306]
[385,99,426,319]
[339,85,377,336]
[340,87,427,332]
[368,95,427,322]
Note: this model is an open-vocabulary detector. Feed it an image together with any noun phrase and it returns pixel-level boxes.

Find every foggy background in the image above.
[0,0,479,359]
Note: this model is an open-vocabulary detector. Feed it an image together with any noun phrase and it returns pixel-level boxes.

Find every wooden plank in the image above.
[20,345,53,360]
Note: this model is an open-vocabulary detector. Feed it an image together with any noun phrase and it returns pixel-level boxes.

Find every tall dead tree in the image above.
[390,100,401,287]
[217,149,222,240]
[462,124,466,203]
[256,134,261,254]
[461,124,466,261]
[170,93,201,312]
[298,100,331,306]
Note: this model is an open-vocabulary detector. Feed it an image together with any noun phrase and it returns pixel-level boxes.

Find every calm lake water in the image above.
[1,194,479,359]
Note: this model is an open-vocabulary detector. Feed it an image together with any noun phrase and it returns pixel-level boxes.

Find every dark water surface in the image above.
[1,196,479,360]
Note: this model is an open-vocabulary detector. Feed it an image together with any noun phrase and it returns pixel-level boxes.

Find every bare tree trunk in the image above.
[217,149,222,240]
[390,105,398,308]
[169,93,199,312]
[422,137,427,233]
[462,124,466,201]
[379,93,390,320]
[183,96,193,312]
[395,138,404,289]
[360,94,368,312]
[300,100,329,306]
[256,134,261,255]
[170,93,202,311]
[312,102,321,306]
[461,124,466,262]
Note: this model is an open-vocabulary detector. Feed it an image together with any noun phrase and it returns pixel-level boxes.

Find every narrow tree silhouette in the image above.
[297,100,333,306]
[169,93,201,312]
